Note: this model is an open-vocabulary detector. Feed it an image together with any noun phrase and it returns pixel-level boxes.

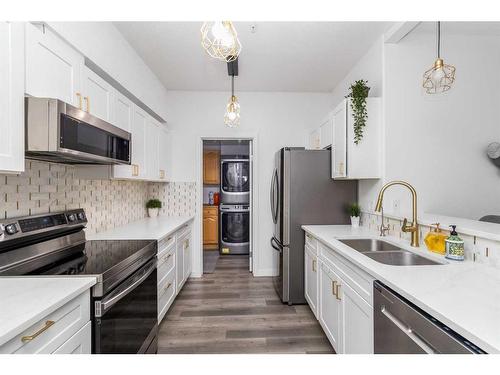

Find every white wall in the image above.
[165,91,333,276]
[380,27,500,221]
[333,25,500,222]
[47,22,169,121]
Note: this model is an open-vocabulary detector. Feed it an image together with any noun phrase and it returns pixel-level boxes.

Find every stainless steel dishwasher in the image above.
[373,281,485,354]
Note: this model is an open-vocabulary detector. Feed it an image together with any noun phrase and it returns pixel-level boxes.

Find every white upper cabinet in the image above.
[332,98,381,180]
[25,23,83,107]
[113,105,147,180]
[319,117,333,149]
[113,90,133,132]
[158,127,171,181]
[81,65,114,122]
[145,119,160,180]
[308,128,321,150]
[0,22,25,174]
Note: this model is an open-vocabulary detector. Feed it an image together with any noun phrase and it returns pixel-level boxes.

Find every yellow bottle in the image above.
[424,223,447,255]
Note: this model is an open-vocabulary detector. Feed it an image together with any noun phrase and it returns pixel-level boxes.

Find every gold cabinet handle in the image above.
[76,93,82,110]
[21,320,55,342]
[160,253,172,263]
[332,280,337,296]
[132,164,139,177]
[335,284,341,300]
[184,239,189,250]
[159,169,165,179]
[162,282,172,295]
[84,96,90,112]
[312,259,316,272]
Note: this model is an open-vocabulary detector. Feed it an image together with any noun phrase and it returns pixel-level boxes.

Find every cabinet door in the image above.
[319,263,342,352]
[113,91,133,132]
[203,151,220,184]
[340,281,373,354]
[203,210,218,245]
[52,321,91,354]
[114,105,147,179]
[145,119,160,180]
[25,23,83,107]
[176,235,185,294]
[319,118,333,149]
[81,66,114,122]
[304,248,318,318]
[158,127,170,181]
[332,100,347,179]
[183,234,192,280]
[309,128,321,150]
[0,22,24,174]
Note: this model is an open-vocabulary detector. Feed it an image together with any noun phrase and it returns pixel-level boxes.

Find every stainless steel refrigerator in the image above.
[270,147,358,305]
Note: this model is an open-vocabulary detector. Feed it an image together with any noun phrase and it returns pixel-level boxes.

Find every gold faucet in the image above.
[374,181,419,247]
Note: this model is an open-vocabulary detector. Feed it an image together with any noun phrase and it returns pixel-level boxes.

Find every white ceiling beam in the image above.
[384,22,421,44]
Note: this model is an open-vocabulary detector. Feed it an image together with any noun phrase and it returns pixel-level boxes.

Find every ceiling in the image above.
[114,22,391,92]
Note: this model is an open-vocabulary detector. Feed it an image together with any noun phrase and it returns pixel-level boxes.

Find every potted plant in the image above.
[348,203,361,228]
[346,80,370,145]
[146,199,162,218]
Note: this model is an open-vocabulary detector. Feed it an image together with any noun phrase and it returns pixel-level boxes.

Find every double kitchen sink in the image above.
[339,239,442,266]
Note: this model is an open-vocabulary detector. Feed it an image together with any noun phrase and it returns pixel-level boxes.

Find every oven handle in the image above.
[98,258,156,316]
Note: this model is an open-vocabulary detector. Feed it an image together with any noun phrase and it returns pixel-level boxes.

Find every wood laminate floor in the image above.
[158,255,334,354]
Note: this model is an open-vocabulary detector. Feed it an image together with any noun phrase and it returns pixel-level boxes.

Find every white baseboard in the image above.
[252,268,278,277]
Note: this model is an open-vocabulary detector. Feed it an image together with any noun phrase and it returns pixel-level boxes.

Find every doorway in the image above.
[201,139,253,274]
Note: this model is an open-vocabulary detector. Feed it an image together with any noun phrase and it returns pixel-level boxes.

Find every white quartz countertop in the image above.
[0,277,96,347]
[87,215,194,241]
[302,225,500,353]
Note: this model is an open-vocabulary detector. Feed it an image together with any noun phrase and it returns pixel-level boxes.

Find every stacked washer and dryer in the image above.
[219,143,250,255]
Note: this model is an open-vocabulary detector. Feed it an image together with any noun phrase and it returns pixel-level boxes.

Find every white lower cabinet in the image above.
[319,262,342,351]
[157,222,193,324]
[304,246,318,318]
[53,321,91,354]
[307,233,375,354]
[0,290,91,354]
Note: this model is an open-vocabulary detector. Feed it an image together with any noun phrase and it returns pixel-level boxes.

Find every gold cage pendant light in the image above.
[201,21,242,62]
[224,75,240,128]
[422,21,456,94]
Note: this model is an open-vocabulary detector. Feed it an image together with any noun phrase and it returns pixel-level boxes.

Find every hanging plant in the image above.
[346,80,370,145]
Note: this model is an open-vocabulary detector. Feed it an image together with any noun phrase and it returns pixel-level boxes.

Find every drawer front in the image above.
[158,234,175,255]
[157,248,175,285]
[158,268,176,322]
[1,290,90,354]
[52,321,91,354]
[305,232,318,253]
[203,206,218,217]
[176,222,192,238]
[319,242,374,305]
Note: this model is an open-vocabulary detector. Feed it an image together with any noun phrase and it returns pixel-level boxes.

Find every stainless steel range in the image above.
[0,209,158,354]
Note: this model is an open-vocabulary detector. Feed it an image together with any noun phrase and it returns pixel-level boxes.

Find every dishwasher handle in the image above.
[380,305,437,354]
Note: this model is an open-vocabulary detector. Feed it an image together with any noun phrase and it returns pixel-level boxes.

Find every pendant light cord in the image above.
[436,21,441,58]
[231,75,234,97]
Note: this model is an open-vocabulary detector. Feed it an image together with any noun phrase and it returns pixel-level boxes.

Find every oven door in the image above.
[93,257,158,354]
[60,113,130,164]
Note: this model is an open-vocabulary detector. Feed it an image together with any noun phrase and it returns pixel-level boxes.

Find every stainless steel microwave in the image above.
[25,97,131,165]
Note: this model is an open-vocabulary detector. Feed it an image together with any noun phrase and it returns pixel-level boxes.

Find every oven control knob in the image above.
[67,214,76,222]
[77,212,85,221]
[5,223,18,235]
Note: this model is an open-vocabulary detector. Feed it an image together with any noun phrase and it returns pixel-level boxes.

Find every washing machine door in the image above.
[220,159,250,204]
[220,205,250,254]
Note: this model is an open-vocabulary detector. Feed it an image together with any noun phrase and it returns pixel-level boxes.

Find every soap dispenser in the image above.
[424,223,447,255]
[445,225,465,261]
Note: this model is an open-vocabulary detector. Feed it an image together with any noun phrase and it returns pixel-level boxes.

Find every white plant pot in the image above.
[148,208,159,218]
[350,216,360,228]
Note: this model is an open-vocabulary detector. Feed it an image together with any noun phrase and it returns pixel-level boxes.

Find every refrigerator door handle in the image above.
[270,169,279,224]
[270,237,282,253]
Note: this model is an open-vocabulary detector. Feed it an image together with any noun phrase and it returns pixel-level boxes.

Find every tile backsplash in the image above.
[0,161,197,234]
